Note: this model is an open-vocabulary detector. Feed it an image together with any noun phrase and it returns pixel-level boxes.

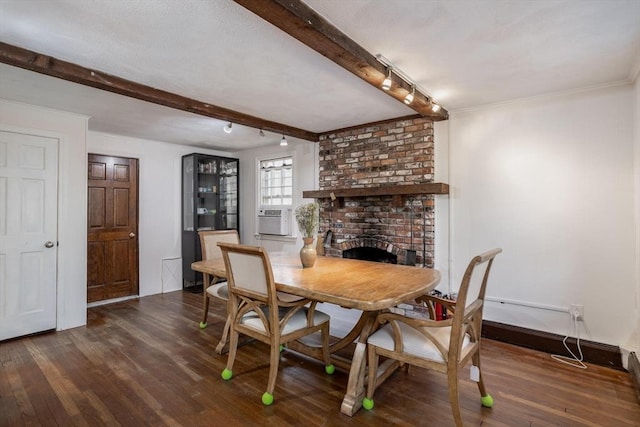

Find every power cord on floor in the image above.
[551,312,587,369]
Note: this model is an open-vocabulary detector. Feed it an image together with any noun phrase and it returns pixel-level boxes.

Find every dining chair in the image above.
[198,229,239,330]
[362,248,502,426]
[217,242,335,405]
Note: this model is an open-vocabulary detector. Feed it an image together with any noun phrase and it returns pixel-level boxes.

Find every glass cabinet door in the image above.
[195,157,218,231]
[219,159,238,230]
[183,155,195,231]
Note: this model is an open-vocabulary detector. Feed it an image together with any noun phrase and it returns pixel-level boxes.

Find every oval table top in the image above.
[192,253,440,311]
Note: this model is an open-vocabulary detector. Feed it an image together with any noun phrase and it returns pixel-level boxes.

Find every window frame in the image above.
[258,155,294,208]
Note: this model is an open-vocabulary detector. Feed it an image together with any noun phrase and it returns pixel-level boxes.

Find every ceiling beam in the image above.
[0,42,320,142]
[233,0,449,121]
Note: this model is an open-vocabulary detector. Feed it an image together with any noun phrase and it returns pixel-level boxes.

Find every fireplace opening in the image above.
[342,247,397,264]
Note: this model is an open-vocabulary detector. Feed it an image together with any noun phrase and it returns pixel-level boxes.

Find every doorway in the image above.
[87,154,139,302]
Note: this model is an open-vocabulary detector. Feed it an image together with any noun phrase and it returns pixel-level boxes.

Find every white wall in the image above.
[236,139,318,253]
[445,84,637,352]
[1,99,89,331]
[434,120,450,294]
[634,75,640,354]
[88,132,231,296]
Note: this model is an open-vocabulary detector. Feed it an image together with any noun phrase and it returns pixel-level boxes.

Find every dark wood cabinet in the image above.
[182,153,239,290]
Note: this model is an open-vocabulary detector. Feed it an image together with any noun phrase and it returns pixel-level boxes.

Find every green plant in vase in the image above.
[295,202,319,267]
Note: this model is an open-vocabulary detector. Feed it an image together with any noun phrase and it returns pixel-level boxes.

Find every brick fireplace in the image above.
[316,117,437,267]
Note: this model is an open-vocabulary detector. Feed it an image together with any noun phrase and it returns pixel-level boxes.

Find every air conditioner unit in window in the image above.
[258,209,290,236]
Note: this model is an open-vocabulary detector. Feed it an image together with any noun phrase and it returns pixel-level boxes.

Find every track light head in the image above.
[404,86,415,105]
[223,122,233,134]
[431,102,441,113]
[280,135,288,146]
[381,68,392,91]
[259,129,265,137]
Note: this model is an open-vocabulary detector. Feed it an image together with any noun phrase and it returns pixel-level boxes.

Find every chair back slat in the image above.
[227,251,269,296]
[463,261,489,310]
[217,242,277,305]
[456,248,502,311]
[448,248,501,356]
[199,230,240,260]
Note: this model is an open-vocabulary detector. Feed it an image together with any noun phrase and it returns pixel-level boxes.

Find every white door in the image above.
[0,130,58,341]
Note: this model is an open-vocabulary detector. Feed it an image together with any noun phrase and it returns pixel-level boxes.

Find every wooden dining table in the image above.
[191,252,440,416]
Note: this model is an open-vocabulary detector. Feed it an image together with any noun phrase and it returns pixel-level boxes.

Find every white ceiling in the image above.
[1,0,639,151]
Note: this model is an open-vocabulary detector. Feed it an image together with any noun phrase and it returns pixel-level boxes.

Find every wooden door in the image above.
[0,130,58,340]
[87,154,138,303]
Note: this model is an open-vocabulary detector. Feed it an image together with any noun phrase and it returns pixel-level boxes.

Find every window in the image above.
[260,156,293,206]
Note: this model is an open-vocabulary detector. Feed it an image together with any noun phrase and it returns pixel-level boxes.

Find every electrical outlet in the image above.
[569,304,584,321]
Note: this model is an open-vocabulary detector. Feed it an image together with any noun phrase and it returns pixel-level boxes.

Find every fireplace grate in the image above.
[342,247,397,264]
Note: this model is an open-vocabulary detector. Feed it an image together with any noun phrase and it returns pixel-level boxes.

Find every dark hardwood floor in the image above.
[1,291,638,426]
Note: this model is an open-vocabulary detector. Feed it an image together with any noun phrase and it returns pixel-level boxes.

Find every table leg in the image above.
[287,310,369,370]
[340,311,378,416]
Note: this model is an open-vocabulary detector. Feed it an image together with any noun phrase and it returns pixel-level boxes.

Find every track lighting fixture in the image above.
[375,53,444,113]
[223,122,232,134]
[280,135,288,146]
[259,129,265,137]
[404,86,415,105]
[381,68,392,91]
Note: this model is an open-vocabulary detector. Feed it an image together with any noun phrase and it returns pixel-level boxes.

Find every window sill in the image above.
[255,233,297,243]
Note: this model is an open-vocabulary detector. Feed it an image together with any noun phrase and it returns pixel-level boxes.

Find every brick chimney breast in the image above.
[318,118,435,267]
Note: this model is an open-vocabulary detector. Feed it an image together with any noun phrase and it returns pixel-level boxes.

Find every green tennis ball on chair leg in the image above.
[481,394,494,408]
[262,392,274,406]
[199,321,207,329]
[362,397,374,410]
[325,364,335,374]
[221,369,233,381]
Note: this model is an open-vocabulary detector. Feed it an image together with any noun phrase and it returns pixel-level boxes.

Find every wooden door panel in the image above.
[88,162,106,180]
[111,239,130,281]
[87,154,138,303]
[88,187,106,228]
[87,241,106,286]
[113,188,130,227]
[114,163,130,181]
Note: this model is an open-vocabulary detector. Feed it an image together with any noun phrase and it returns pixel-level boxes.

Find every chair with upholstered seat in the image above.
[363,248,502,426]
[217,242,334,405]
[198,230,239,335]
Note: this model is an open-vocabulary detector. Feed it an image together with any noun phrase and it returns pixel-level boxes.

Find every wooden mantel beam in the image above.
[0,42,320,142]
[234,0,449,121]
[303,183,449,208]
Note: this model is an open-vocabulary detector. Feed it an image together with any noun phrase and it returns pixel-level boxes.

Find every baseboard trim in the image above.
[629,352,640,402]
[481,320,623,370]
